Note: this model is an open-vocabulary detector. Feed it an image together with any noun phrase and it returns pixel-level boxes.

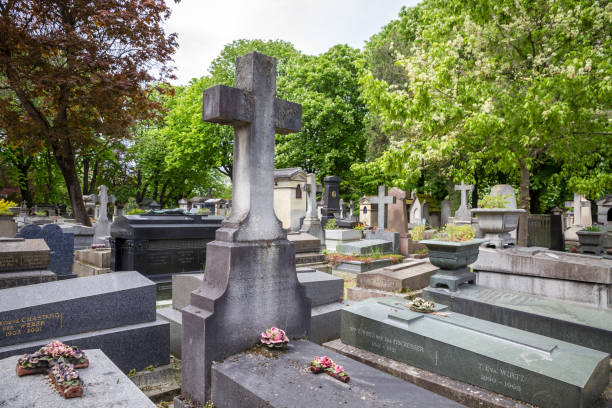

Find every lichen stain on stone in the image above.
[245,345,287,359]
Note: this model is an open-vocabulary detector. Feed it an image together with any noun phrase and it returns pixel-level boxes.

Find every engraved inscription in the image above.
[477,362,526,393]
[348,326,424,354]
[0,313,62,338]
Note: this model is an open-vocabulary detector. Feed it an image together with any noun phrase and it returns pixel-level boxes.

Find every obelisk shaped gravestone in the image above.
[179,52,311,404]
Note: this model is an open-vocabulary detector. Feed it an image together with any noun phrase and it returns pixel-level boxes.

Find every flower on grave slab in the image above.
[260,327,289,349]
[333,364,346,375]
[310,355,334,374]
[326,362,350,382]
[408,297,435,313]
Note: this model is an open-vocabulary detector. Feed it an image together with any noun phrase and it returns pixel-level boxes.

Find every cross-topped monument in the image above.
[369,185,395,230]
[572,193,591,226]
[202,53,301,242]
[179,52,311,405]
[454,182,474,222]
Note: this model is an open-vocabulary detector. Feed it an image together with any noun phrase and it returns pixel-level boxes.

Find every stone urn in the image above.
[576,228,605,255]
[0,214,17,238]
[470,208,526,248]
[420,238,488,291]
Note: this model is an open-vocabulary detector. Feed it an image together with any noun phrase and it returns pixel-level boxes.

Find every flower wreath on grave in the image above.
[47,361,84,399]
[16,340,88,376]
[309,356,350,382]
[260,327,290,349]
[408,297,436,313]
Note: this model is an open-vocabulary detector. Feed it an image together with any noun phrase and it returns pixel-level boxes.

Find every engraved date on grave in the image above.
[0,312,62,338]
[478,362,525,393]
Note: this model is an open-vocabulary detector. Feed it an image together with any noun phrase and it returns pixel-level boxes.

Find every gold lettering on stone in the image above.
[1,312,62,338]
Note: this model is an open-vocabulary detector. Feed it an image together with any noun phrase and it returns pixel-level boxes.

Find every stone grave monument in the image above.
[454,182,474,223]
[364,185,400,254]
[0,348,157,407]
[17,223,75,280]
[0,237,56,289]
[273,167,307,231]
[0,271,169,372]
[299,172,324,243]
[320,175,341,227]
[93,185,111,245]
[341,297,610,408]
[159,267,343,357]
[110,213,223,285]
[178,52,311,404]
[387,187,415,256]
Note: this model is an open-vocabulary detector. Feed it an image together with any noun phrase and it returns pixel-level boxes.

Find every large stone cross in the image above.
[305,173,317,218]
[202,52,301,241]
[369,185,395,229]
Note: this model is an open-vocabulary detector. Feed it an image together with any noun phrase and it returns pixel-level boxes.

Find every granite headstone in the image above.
[17,223,75,279]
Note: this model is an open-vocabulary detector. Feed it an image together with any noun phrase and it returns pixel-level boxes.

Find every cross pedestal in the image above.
[180,52,311,404]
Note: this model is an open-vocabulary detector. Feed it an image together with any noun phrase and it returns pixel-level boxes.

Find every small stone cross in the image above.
[455,182,474,209]
[202,52,301,241]
[572,193,590,226]
[305,173,317,218]
[369,185,395,229]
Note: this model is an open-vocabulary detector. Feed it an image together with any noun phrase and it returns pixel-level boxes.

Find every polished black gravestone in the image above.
[179,52,311,405]
[0,271,169,372]
[320,175,341,227]
[17,223,75,279]
[208,340,465,408]
[110,213,223,283]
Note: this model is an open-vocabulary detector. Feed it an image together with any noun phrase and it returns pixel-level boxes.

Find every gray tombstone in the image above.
[454,182,474,222]
[180,52,310,404]
[17,224,75,279]
[93,185,111,245]
[441,199,451,226]
[490,184,517,209]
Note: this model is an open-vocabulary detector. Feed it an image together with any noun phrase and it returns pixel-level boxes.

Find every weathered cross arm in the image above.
[202,85,301,134]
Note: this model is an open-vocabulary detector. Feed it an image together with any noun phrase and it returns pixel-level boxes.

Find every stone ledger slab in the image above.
[334,258,394,274]
[357,260,438,292]
[0,349,156,408]
[210,339,465,408]
[337,238,392,256]
[0,271,156,347]
[0,238,50,271]
[287,232,321,253]
[423,285,612,355]
[341,297,610,408]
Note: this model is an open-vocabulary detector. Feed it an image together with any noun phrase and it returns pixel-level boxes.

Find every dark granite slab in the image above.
[0,349,156,407]
[0,319,169,372]
[17,224,75,278]
[297,269,343,306]
[0,270,56,289]
[423,285,612,355]
[0,271,155,347]
[211,339,465,408]
[337,239,393,256]
[334,258,393,274]
[341,297,610,408]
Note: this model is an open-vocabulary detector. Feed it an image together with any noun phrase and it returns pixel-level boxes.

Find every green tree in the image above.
[361,0,612,245]
[0,0,178,225]
[276,44,368,181]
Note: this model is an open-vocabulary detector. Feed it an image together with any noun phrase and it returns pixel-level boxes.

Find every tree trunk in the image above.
[82,156,90,195]
[88,158,99,195]
[518,160,530,247]
[51,139,90,226]
[472,172,479,209]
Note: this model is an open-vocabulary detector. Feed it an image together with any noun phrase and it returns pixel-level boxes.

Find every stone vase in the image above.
[420,238,488,291]
[576,229,605,255]
[0,215,17,238]
[470,208,526,248]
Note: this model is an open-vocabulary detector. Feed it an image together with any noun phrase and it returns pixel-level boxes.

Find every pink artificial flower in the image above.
[316,356,334,368]
[334,364,345,374]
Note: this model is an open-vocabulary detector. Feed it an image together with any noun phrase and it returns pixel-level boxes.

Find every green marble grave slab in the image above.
[341,297,610,408]
[423,285,612,355]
